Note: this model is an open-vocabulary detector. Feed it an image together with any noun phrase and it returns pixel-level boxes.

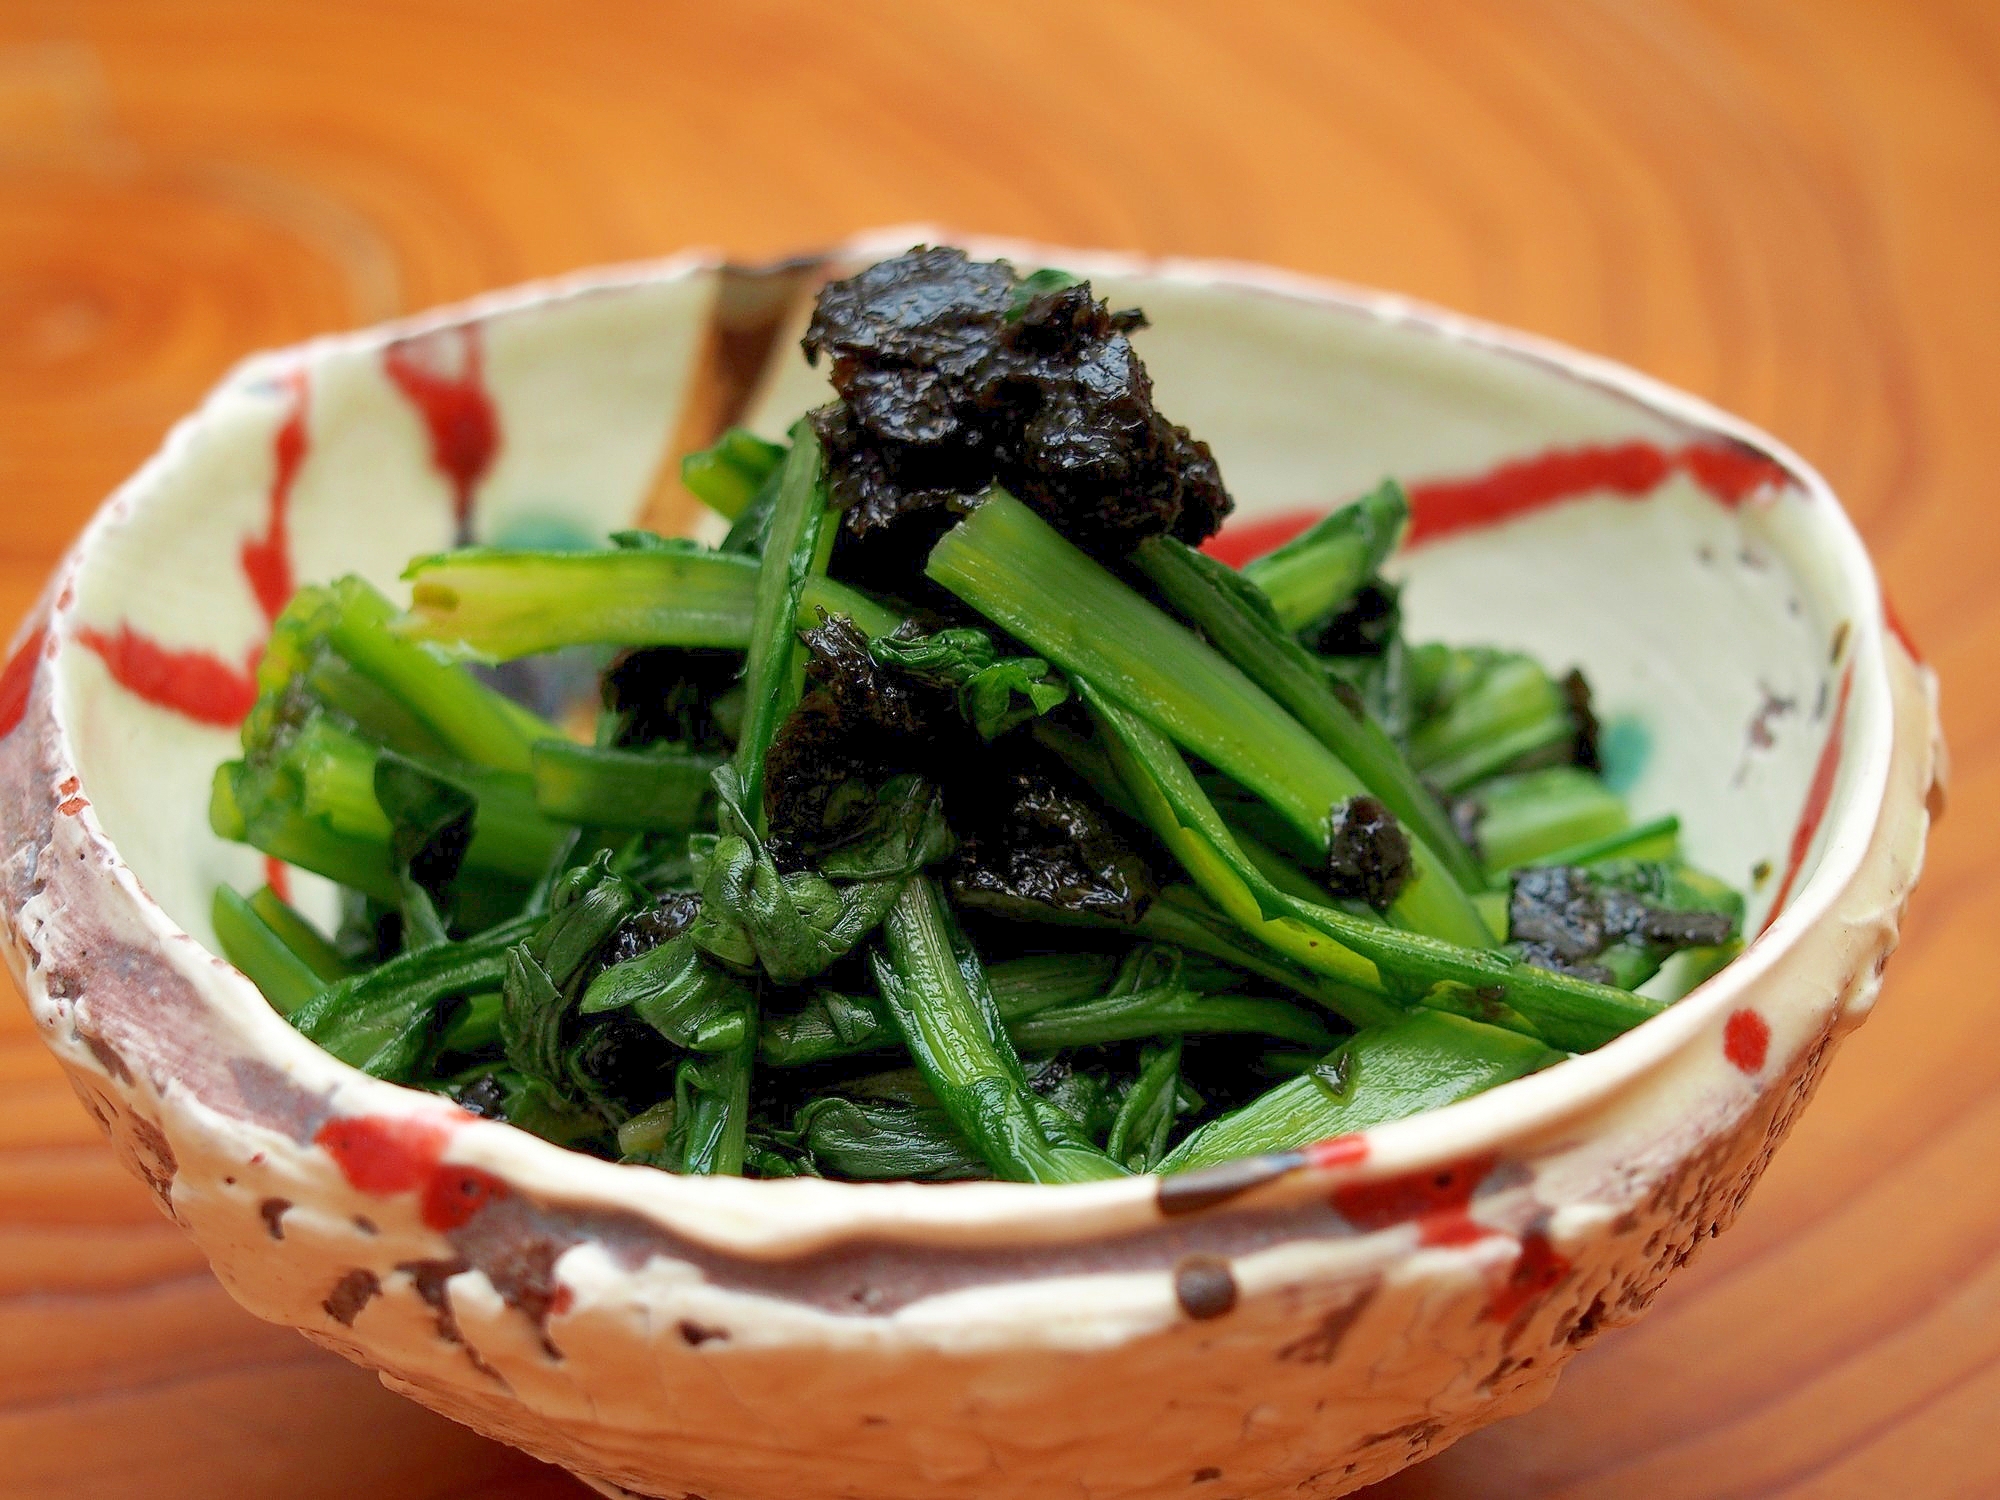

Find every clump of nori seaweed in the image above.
[802,246,1233,571]
[602,647,741,752]
[948,764,1157,927]
[763,612,963,858]
[1323,795,1413,912]
[1509,864,1735,984]
[606,891,704,966]
[763,612,1155,926]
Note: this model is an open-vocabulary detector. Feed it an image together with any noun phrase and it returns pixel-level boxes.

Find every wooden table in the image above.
[0,2,1989,1495]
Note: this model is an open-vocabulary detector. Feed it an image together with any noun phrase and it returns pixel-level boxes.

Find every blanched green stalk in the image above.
[1007,986,1334,1053]
[300,654,454,762]
[214,766,399,903]
[1160,1010,1561,1172]
[530,740,720,832]
[405,547,760,656]
[399,550,900,660]
[1408,650,1578,793]
[278,578,552,774]
[1473,766,1629,873]
[658,424,834,1172]
[929,493,1489,946]
[229,719,566,885]
[289,915,538,1078]
[1132,888,1388,1019]
[1526,814,1681,869]
[213,887,326,1016]
[761,948,1333,1065]
[733,423,828,825]
[1086,691,1398,1024]
[876,878,1125,1183]
[762,952,1117,1066]
[681,428,786,520]
[1090,692,1665,1053]
[1135,533,1482,891]
[1107,1040,1184,1173]
[246,886,351,981]
[1239,480,1407,633]
[675,1043,755,1175]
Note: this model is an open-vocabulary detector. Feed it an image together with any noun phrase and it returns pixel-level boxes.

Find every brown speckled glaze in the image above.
[0,233,1942,1498]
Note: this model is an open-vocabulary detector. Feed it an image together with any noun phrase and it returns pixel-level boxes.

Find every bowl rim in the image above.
[17,227,1904,1244]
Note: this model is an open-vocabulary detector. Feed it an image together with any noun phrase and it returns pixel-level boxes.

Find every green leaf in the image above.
[691,769,951,986]
[373,750,476,948]
[681,428,789,520]
[1161,1010,1562,1172]
[869,625,1071,739]
[1107,1040,1187,1173]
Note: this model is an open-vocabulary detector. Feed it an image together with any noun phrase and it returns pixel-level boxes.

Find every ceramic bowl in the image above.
[0,231,1943,1500]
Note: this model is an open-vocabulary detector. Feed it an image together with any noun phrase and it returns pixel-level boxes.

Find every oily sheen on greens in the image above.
[209,247,1744,1183]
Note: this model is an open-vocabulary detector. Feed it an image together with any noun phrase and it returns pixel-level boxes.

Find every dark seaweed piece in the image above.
[985,280,1230,552]
[800,246,1233,567]
[803,247,1019,446]
[950,765,1156,926]
[452,1070,511,1120]
[1323,794,1413,912]
[601,647,741,752]
[606,891,703,966]
[568,1012,681,1116]
[1563,668,1603,773]
[1510,862,1738,988]
[1311,579,1402,658]
[763,612,962,856]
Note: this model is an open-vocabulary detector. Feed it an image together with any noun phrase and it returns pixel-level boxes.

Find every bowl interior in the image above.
[53,248,1870,978]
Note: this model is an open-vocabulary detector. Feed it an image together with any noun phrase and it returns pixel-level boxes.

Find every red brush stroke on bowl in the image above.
[1484,1229,1572,1323]
[316,1113,461,1195]
[78,373,315,726]
[1202,438,1791,567]
[383,325,499,541]
[239,372,308,624]
[0,625,48,740]
[1724,1009,1771,1074]
[1759,664,1855,933]
[1333,1153,1495,1235]
[73,626,259,728]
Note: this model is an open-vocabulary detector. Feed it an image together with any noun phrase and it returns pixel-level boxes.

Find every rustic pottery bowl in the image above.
[0,231,1942,1500]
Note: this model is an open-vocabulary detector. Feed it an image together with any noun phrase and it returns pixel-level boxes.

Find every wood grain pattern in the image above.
[0,1,1986,1495]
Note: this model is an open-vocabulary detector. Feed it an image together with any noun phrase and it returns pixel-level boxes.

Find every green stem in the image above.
[212,887,327,1016]
[1238,480,1407,633]
[681,428,787,520]
[675,1041,755,1175]
[1133,533,1483,892]
[530,740,720,832]
[247,886,352,981]
[399,548,901,661]
[1408,652,1577,794]
[1472,766,1629,874]
[1524,814,1681,870]
[404,547,761,658]
[315,578,552,773]
[1160,1009,1562,1172]
[288,915,538,1078]
[733,424,829,826]
[877,878,1125,1183]
[929,492,1488,946]
[1089,691,1664,1053]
